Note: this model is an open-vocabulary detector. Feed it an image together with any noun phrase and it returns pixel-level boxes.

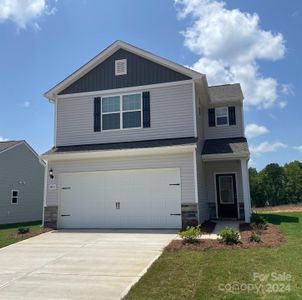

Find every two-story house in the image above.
[41,41,251,229]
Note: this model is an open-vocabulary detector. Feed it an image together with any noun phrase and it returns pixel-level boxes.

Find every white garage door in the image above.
[58,168,181,229]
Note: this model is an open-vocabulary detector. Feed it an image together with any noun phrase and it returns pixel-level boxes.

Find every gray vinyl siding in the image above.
[204,105,244,139]
[0,144,44,224]
[56,82,194,146]
[59,49,190,95]
[45,152,195,207]
[205,160,243,205]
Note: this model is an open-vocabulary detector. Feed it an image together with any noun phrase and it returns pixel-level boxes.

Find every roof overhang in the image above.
[44,40,203,101]
[41,144,196,161]
[201,152,250,161]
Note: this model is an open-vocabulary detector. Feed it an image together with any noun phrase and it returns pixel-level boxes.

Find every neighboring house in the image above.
[42,40,251,229]
[0,140,45,224]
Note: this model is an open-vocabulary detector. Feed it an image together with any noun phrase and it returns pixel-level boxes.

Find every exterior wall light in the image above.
[49,169,54,179]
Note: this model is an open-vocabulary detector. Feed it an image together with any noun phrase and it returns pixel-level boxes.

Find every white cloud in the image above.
[245,123,269,139]
[294,145,302,152]
[0,136,8,142]
[250,141,287,156]
[0,0,56,29]
[22,101,31,108]
[175,0,288,109]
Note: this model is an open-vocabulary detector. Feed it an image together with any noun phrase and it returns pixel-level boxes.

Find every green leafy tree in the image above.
[249,167,265,207]
[284,161,302,203]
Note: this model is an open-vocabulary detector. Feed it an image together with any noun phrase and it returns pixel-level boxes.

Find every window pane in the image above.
[123,111,141,128]
[219,176,234,204]
[216,107,228,117]
[102,96,120,113]
[122,94,141,111]
[217,116,228,125]
[12,197,18,204]
[12,191,18,197]
[103,113,120,130]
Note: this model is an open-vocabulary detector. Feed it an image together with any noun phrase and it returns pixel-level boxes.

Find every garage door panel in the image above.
[58,168,181,229]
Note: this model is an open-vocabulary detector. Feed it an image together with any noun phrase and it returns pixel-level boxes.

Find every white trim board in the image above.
[41,144,197,161]
[202,152,250,161]
[44,40,203,101]
[55,79,194,101]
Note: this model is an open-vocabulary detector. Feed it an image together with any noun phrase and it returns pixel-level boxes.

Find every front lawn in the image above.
[0,221,47,248]
[125,212,302,299]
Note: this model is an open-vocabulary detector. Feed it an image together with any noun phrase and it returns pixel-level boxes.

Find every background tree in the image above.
[284,161,302,203]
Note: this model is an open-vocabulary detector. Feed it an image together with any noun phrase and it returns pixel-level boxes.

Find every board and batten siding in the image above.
[0,143,44,224]
[45,152,196,207]
[56,82,194,146]
[205,160,243,205]
[204,105,244,139]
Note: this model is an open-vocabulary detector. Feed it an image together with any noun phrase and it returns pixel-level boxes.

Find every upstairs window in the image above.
[115,59,127,76]
[11,190,18,204]
[215,107,228,126]
[101,93,142,130]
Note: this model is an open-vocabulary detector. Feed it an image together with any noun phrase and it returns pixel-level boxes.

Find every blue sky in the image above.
[0,0,301,170]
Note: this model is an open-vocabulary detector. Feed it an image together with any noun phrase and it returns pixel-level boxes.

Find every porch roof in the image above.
[202,137,249,155]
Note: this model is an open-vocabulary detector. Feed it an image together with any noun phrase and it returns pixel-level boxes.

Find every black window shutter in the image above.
[228,106,236,125]
[142,91,150,128]
[208,108,215,127]
[94,97,101,132]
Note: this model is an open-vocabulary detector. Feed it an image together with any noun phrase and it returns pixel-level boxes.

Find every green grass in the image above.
[0,221,43,248]
[125,212,302,300]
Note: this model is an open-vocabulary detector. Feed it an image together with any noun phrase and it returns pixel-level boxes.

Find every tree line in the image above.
[249,160,302,207]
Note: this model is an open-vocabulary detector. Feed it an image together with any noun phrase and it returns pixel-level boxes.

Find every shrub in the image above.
[18,227,29,234]
[178,225,202,243]
[218,227,240,244]
[251,213,268,230]
[249,232,261,243]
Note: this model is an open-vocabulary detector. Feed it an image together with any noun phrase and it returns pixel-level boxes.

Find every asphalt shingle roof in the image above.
[43,137,198,155]
[0,141,22,154]
[202,137,249,155]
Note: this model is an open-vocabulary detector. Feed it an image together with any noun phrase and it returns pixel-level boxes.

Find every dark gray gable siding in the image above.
[59,49,191,95]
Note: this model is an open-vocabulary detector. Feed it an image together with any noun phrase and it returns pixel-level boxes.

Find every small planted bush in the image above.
[249,232,261,243]
[251,213,268,230]
[18,227,30,234]
[178,225,202,243]
[218,227,240,244]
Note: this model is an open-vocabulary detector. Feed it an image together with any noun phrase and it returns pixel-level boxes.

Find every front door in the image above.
[216,174,238,218]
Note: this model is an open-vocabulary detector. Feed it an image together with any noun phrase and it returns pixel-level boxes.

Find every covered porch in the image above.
[201,137,251,223]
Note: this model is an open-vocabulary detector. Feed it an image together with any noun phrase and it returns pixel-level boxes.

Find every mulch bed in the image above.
[9,227,52,240]
[166,222,284,251]
[200,220,216,234]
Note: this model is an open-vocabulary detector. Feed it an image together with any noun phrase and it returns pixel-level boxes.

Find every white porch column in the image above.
[240,158,251,222]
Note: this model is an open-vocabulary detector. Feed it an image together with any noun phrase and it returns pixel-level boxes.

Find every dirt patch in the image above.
[166,223,284,250]
[9,227,52,240]
[254,203,302,213]
[200,220,216,234]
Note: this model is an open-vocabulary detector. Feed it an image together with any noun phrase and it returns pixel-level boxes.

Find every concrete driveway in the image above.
[0,230,176,300]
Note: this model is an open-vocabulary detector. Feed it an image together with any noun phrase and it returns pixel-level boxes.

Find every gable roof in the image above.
[44,40,203,101]
[0,140,23,154]
[0,140,45,166]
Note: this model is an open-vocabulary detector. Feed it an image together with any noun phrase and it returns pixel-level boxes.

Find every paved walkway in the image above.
[0,230,176,300]
[201,221,241,239]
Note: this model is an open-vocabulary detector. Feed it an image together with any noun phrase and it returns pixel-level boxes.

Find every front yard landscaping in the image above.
[0,221,49,248]
[125,212,302,299]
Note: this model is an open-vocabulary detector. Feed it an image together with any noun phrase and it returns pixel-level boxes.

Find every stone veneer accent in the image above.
[181,203,198,229]
[44,206,58,229]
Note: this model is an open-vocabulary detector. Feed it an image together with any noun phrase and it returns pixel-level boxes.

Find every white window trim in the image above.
[11,189,19,205]
[115,59,127,76]
[101,92,143,131]
[215,107,229,127]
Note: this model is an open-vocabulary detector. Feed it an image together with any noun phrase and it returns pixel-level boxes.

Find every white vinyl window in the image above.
[101,93,142,130]
[11,190,19,204]
[216,107,228,126]
[115,59,127,75]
